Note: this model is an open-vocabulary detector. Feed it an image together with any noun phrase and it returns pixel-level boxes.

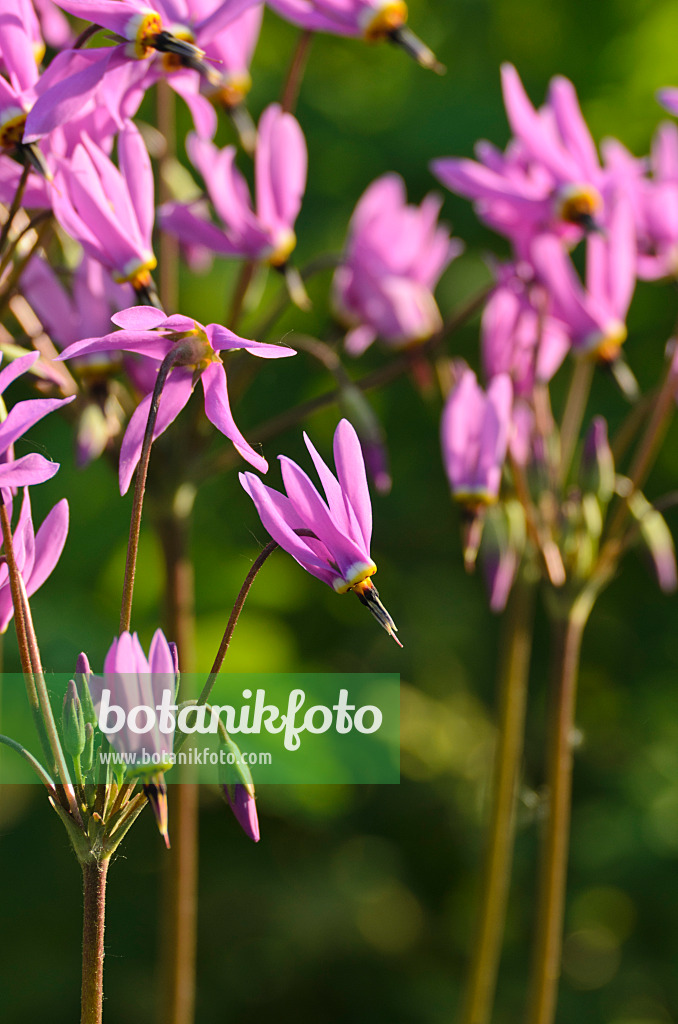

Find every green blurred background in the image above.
[3,0,678,1020]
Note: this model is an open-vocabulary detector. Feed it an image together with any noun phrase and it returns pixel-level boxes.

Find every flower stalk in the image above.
[81,858,110,1024]
[460,571,536,1024]
[526,589,593,1024]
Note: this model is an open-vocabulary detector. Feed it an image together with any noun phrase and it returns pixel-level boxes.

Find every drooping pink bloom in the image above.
[0,351,75,491]
[240,418,401,644]
[267,0,443,72]
[432,65,612,256]
[87,629,179,847]
[57,306,296,493]
[0,488,69,632]
[333,173,461,355]
[51,121,157,295]
[604,123,678,281]
[161,103,307,266]
[440,366,513,505]
[481,268,570,397]
[530,197,637,360]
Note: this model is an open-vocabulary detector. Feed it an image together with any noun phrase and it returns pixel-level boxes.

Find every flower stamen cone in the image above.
[142,773,170,848]
[352,577,402,646]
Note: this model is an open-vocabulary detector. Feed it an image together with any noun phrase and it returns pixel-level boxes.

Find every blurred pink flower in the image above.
[333,173,461,354]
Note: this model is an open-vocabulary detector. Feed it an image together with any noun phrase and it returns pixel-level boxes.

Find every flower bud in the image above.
[219,736,260,842]
[75,652,98,728]
[581,417,615,504]
[81,723,95,774]
[62,679,86,758]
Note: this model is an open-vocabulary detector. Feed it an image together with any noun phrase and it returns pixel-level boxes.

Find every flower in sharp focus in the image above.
[333,173,462,355]
[160,103,307,268]
[0,488,69,632]
[57,305,296,494]
[87,629,179,848]
[240,418,401,645]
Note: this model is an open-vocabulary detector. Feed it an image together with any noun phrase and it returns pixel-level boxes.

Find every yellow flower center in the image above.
[361,0,408,41]
[554,183,603,226]
[0,111,27,150]
[333,562,377,594]
[584,321,628,363]
[268,228,297,267]
[215,72,253,107]
[113,256,158,287]
[452,490,498,507]
[128,11,163,59]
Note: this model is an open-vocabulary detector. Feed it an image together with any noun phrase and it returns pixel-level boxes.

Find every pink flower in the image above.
[333,173,461,355]
[0,488,69,632]
[25,0,253,140]
[530,197,636,360]
[240,418,401,644]
[267,0,442,71]
[481,269,570,397]
[51,120,157,293]
[432,65,612,257]
[161,103,307,266]
[87,628,179,847]
[57,306,296,494]
[441,366,513,505]
[0,351,75,491]
[604,123,678,281]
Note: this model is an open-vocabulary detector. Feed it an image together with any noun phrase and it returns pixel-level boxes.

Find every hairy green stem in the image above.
[81,858,109,1024]
[460,573,536,1024]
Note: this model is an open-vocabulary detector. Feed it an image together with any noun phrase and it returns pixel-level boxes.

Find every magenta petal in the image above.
[0,453,60,488]
[238,472,332,577]
[58,331,173,361]
[118,368,194,495]
[24,48,112,142]
[27,499,69,595]
[170,72,218,140]
[0,396,75,455]
[201,362,267,472]
[333,418,372,550]
[149,628,175,676]
[0,352,41,395]
[206,323,295,358]
[225,784,260,842]
[279,456,368,571]
[111,307,168,330]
